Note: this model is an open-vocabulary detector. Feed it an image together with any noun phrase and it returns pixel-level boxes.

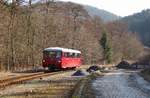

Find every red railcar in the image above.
[42,47,81,71]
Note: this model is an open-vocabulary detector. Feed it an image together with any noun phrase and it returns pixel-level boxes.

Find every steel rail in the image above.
[0,71,67,89]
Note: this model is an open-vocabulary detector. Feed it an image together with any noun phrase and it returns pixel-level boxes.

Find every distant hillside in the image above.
[84,5,121,22]
[122,9,150,47]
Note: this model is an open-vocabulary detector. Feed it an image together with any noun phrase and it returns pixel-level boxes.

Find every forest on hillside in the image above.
[84,5,120,22]
[0,0,143,71]
[122,9,150,47]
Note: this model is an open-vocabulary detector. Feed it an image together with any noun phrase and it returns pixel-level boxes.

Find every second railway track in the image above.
[0,71,68,89]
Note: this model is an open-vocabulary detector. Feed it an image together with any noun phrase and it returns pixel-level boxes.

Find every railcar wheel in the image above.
[72,67,76,70]
[48,67,54,72]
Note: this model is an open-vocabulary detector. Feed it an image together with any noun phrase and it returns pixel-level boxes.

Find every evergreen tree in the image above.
[100,31,112,63]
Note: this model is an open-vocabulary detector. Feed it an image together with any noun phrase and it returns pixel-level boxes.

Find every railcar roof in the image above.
[44,47,81,54]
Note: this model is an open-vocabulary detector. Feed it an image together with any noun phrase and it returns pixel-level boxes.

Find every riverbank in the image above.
[72,71,103,98]
[141,68,150,82]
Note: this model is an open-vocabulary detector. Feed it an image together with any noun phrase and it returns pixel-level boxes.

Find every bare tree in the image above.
[0,1,144,71]
[6,0,21,71]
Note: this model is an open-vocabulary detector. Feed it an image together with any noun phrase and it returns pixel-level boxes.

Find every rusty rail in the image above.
[0,71,66,89]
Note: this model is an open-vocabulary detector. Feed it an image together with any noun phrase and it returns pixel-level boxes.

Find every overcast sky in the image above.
[60,0,150,17]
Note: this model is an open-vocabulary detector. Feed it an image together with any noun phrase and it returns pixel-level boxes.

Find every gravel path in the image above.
[92,69,150,98]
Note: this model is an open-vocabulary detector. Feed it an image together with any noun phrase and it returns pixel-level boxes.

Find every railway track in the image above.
[0,71,67,89]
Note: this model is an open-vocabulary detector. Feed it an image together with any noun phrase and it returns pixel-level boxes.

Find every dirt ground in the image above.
[0,71,83,98]
[0,64,113,98]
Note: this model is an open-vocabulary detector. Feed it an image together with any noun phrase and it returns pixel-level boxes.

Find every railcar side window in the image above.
[72,53,75,58]
[67,53,70,57]
[74,53,78,58]
[70,52,74,57]
[77,53,81,58]
[67,52,72,57]
[64,52,67,57]
[64,52,81,58]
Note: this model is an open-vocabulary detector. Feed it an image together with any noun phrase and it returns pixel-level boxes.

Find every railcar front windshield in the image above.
[43,51,61,58]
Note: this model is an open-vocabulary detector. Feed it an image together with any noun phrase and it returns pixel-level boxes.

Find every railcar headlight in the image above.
[43,60,45,62]
[58,60,61,63]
